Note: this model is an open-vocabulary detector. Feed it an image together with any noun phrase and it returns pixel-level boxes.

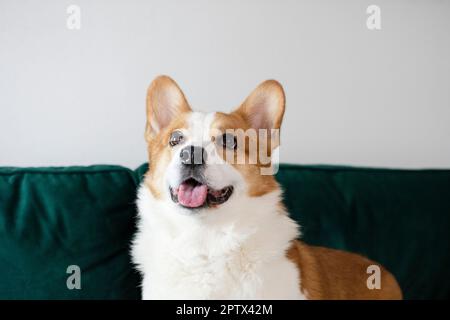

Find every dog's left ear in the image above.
[233,80,285,149]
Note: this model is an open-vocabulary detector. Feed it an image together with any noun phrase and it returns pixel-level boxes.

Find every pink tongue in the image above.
[177,183,208,208]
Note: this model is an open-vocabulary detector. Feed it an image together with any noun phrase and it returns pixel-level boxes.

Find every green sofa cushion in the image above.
[0,166,140,299]
[0,164,449,299]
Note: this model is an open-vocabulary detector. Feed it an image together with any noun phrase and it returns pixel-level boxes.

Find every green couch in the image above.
[0,163,449,299]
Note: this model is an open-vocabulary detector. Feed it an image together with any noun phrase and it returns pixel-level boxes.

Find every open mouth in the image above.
[169,178,234,209]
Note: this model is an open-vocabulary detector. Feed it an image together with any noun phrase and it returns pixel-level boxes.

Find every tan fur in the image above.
[145,75,191,142]
[287,240,403,299]
[233,79,285,147]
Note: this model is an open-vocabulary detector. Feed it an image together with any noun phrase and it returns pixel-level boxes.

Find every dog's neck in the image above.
[133,182,303,299]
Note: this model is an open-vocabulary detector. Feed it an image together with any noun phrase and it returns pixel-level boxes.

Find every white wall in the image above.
[1,0,449,169]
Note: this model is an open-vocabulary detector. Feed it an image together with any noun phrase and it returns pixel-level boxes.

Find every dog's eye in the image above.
[169,131,184,147]
[220,133,237,150]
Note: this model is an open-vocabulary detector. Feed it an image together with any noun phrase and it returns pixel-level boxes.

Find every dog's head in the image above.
[143,75,285,214]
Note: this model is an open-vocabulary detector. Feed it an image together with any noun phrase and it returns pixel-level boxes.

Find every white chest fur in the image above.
[131,184,306,300]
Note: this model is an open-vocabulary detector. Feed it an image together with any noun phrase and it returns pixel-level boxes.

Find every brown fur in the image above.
[210,80,286,197]
[145,112,191,198]
[287,240,403,299]
[211,112,280,197]
[144,75,193,199]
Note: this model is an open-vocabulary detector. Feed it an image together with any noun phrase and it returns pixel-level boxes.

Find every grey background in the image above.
[1,0,449,169]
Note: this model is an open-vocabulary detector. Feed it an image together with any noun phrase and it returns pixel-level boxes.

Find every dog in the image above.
[131,75,402,300]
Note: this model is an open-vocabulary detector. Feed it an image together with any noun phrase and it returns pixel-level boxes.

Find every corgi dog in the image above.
[131,75,402,300]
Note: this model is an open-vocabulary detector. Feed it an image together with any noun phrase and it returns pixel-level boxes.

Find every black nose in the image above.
[180,145,207,165]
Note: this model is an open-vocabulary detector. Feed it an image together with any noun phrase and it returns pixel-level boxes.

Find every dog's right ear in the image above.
[145,75,191,141]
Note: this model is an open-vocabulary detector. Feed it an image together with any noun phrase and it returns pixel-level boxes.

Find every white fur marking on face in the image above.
[165,112,218,189]
[186,112,246,192]
[187,112,216,147]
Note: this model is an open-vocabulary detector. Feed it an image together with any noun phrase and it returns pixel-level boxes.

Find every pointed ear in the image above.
[233,80,285,148]
[145,75,191,141]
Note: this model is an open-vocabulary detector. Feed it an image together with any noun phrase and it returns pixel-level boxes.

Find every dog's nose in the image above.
[180,145,207,165]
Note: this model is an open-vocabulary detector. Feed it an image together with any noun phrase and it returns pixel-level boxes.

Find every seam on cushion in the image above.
[2,164,449,177]
[0,167,134,176]
[0,166,142,189]
[278,163,450,174]
[0,169,140,188]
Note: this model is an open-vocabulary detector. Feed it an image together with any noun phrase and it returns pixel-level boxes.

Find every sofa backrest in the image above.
[1,164,449,299]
